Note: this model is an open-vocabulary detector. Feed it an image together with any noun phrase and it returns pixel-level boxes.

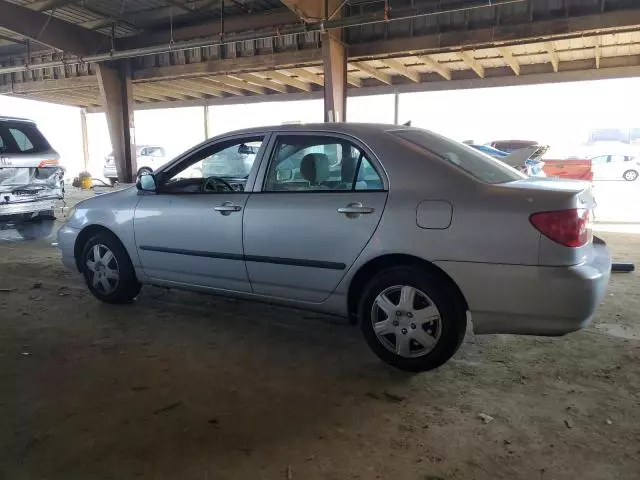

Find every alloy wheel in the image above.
[86,244,120,295]
[371,285,442,358]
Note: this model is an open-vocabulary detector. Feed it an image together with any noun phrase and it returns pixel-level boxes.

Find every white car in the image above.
[103,145,167,183]
[590,154,639,181]
[0,116,64,219]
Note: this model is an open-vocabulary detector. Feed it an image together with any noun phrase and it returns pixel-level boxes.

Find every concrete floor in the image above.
[0,189,639,480]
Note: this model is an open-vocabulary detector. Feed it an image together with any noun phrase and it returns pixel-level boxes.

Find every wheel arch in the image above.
[346,254,469,323]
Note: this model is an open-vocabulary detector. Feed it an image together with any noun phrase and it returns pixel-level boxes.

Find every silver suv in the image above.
[0,117,64,224]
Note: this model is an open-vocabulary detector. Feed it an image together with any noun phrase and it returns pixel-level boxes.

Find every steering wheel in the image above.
[202,176,235,193]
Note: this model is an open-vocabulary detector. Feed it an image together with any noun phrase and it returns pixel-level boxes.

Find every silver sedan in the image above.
[57,124,611,371]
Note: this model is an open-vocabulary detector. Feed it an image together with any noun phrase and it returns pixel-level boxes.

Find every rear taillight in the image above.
[37,159,59,167]
[530,208,592,247]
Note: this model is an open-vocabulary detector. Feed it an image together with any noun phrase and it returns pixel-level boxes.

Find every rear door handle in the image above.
[337,203,375,217]
[214,202,242,215]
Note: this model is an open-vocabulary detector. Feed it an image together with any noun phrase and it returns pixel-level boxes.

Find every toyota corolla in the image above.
[57,124,611,371]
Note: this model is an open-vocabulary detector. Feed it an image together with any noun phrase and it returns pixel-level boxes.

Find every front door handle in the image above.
[337,203,375,218]
[214,202,242,216]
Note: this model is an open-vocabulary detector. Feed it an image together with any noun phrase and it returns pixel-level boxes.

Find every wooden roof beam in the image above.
[416,55,451,80]
[457,51,485,78]
[232,73,289,93]
[380,58,420,82]
[199,77,247,96]
[139,83,195,100]
[349,62,392,85]
[284,68,324,86]
[545,42,560,72]
[499,47,521,75]
[268,71,313,92]
[594,38,602,69]
[174,78,226,97]
[213,75,266,94]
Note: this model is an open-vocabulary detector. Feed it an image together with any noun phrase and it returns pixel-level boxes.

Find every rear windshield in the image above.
[391,129,526,184]
[0,122,51,155]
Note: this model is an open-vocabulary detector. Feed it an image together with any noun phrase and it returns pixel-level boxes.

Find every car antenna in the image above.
[403,120,412,126]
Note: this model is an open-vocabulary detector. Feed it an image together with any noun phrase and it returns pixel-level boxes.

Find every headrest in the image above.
[341,155,357,183]
[300,153,330,184]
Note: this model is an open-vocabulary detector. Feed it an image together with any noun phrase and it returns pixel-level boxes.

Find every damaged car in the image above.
[0,117,64,237]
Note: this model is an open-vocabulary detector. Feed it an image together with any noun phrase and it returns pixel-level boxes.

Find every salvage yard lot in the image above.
[0,191,638,479]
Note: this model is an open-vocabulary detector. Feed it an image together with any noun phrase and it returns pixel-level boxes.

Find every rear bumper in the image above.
[0,199,56,217]
[436,241,612,336]
[103,165,117,179]
[57,224,81,271]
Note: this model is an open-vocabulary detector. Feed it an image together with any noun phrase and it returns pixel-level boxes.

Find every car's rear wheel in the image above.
[80,231,141,304]
[358,266,466,372]
[623,169,638,181]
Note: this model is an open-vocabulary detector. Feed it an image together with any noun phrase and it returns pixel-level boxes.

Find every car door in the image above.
[133,134,267,291]
[243,133,388,302]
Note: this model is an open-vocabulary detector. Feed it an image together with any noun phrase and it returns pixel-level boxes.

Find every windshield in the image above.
[392,129,526,184]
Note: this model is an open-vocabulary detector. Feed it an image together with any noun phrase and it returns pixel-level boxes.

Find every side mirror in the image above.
[136,173,157,192]
[276,169,294,182]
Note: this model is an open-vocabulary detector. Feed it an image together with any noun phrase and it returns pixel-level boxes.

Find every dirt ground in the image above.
[0,193,638,480]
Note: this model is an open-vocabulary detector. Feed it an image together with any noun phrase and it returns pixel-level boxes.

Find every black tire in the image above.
[623,169,638,182]
[80,231,141,304]
[108,178,118,186]
[358,266,466,372]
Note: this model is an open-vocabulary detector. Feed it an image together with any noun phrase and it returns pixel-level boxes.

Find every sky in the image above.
[2,76,640,179]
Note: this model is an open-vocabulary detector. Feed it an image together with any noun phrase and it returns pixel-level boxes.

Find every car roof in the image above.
[221,123,410,137]
[0,116,36,124]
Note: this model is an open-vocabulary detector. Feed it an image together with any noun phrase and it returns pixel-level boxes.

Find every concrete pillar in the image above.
[80,108,89,171]
[97,60,136,183]
[322,32,347,122]
[394,91,399,125]
[204,104,210,140]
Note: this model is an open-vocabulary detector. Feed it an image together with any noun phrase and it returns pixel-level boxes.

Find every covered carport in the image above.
[2,0,640,181]
[1,1,639,479]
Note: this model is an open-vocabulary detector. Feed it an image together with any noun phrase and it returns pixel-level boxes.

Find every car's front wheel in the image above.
[623,169,638,181]
[358,266,466,372]
[81,231,141,304]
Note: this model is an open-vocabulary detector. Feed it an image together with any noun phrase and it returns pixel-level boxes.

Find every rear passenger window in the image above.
[9,128,34,152]
[264,135,384,192]
[0,122,50,154]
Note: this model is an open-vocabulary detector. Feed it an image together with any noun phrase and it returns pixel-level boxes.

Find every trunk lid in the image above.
[495,178,595,266]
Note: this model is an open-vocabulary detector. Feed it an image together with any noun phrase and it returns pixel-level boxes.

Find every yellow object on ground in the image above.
[81,175,92,190]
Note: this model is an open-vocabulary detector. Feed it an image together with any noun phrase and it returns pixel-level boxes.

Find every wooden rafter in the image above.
[285,68,324,86]
[499,47,520,75]
[268,71,313,92]
[457,51,485,78]
[417,55,452,80]
[545,42,559,72]
[213,75,266,94]
[380,58,420,82]
[350,62,392,85]
[232,73,289,93]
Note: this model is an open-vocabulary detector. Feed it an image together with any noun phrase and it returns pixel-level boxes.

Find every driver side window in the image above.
[162,136,264,194]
